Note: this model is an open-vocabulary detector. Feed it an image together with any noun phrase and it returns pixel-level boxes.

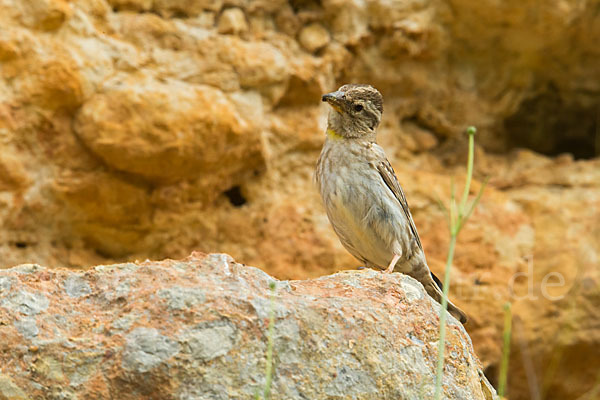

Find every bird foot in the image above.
[384,254,401,274]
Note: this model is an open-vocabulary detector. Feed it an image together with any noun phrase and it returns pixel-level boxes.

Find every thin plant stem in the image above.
[459,127,476,218]
[434,233,458,398]
[450,178,456,234]
[498,302,512,397]
[434,126,483,400]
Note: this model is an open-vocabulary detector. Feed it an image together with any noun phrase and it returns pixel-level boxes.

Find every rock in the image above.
[52,171,154,257]
[0,253,497,399]
[17,0,71,31]
[0,150,30,191]
[0,374,27,400]
[122,327,181,373]
[157,286,205,310]
[11,53,85,112]
[73,74,264,183]
[217,7,248,35]
[14,317,39,339]
[63,274,92,298]
[298,23,330,53]
[1,290,49,315]
[220,37,290,89]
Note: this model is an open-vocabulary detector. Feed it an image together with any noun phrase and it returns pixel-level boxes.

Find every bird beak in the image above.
[322,90,344,113]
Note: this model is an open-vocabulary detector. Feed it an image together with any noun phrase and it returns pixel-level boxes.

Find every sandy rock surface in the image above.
[0,253,497,399]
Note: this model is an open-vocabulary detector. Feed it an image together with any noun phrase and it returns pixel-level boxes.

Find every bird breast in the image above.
[316,140,410,268]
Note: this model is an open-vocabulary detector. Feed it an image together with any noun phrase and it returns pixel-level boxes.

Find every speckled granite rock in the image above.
[0,253,496,399]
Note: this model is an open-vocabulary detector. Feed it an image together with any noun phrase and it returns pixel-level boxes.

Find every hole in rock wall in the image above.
[290,0,322,12]
[223,186,247,207]
[504,86,599,160]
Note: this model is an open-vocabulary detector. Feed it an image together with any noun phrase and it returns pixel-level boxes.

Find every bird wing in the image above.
[375,156,423,251]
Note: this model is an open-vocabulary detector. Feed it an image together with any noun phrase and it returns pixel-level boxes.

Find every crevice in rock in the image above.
[223,186,247,207]
[483,364,498,390]
[503,86,599,159]
[170,10,189,19]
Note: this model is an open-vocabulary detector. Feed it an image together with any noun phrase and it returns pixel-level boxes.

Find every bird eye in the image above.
[354,104,363,112]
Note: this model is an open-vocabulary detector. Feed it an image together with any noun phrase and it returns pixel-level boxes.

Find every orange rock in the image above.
[217,7,248,35]
[74,74,264,183]
[299,23,330,53]
[53,171,153,257]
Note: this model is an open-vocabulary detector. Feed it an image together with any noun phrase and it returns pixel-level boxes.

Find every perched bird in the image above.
[315,84,467,323]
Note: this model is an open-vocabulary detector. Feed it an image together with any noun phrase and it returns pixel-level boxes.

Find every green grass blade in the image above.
[434,234,458,399]
[459,127,477,215]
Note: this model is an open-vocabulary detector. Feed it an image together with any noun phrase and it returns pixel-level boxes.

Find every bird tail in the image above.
[425,272,468,324]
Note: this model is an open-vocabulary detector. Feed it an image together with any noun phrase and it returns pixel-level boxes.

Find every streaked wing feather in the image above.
[376,160,423,250]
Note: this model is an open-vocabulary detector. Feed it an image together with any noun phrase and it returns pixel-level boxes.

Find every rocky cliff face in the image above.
[0,1,599,399]
[0,254,497,399]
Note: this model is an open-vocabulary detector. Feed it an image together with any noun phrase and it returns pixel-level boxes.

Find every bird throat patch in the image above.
[326,128,343,140]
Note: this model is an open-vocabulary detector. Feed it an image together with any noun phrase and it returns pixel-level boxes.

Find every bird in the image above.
[315,84,467,323]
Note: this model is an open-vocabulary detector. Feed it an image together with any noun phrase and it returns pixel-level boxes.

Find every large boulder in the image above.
[0,253,496,399]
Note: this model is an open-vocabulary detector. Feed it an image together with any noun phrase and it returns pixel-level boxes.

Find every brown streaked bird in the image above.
[315,84,467,323]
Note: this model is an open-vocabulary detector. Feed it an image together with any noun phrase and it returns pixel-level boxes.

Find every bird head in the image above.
[322,84,383,139]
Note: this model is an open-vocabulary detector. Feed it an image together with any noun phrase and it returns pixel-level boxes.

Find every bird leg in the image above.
[384,254,401,274]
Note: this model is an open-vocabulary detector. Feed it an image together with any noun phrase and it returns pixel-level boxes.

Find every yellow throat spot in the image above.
[327,128,343,140]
